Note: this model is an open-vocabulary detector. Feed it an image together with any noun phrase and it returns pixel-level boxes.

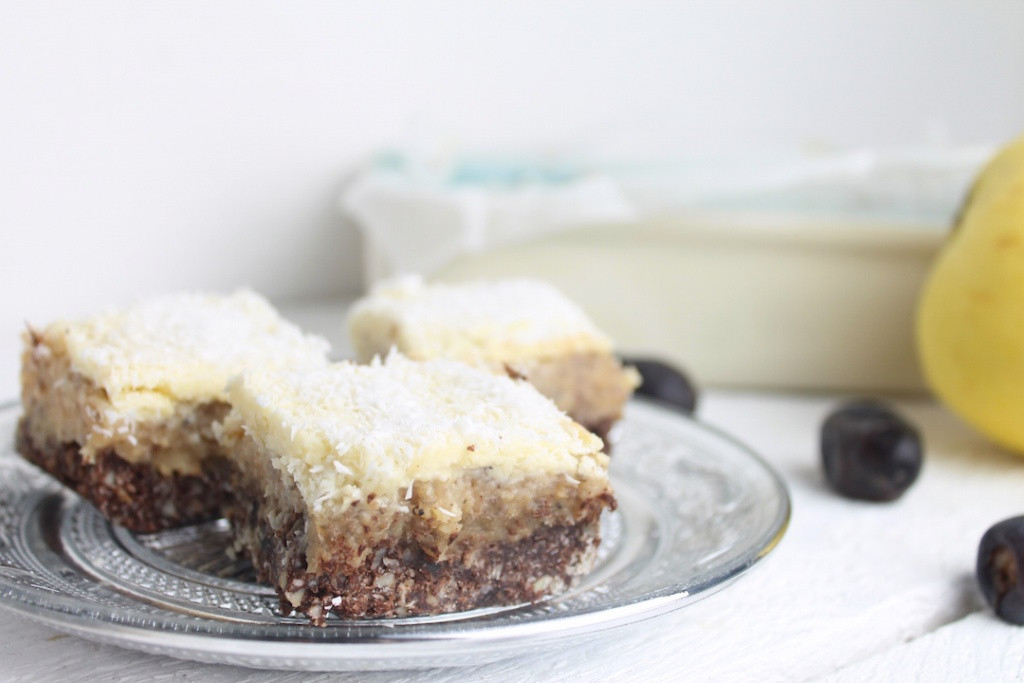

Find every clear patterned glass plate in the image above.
[0,399,789,671]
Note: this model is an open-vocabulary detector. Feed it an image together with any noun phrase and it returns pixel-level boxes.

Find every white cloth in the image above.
[340,146,989,285]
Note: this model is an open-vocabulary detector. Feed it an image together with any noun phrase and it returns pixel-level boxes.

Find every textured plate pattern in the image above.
[0,400,789,671]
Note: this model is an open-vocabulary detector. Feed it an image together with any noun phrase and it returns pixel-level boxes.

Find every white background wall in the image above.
[2,0,1023,395]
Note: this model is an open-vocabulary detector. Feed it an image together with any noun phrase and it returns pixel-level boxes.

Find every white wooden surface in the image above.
[3,301,1024,681]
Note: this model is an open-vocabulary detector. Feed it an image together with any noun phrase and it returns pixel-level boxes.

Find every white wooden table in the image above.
[2,300,1023,681]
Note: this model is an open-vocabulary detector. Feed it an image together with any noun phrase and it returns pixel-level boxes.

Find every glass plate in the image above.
[0,399,789,671]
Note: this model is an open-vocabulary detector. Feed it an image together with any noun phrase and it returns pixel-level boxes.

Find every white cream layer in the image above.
[226,353,608,515]
[39,289,330,418]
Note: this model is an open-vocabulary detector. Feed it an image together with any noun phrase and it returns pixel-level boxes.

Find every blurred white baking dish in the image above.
[344,146,988,392]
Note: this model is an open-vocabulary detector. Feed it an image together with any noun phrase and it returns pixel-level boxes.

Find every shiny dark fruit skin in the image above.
[820,400,922,502]
[977,516,1024,625]
[621,357,698,415]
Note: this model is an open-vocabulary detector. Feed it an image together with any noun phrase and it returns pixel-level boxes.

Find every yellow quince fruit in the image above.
[917,132,1024,453]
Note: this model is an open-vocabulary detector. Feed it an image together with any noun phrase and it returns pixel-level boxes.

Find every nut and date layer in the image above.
[226,435,615,624]
[16,419,233,532]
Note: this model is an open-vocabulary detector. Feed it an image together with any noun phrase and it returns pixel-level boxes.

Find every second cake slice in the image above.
[348,276,640,444]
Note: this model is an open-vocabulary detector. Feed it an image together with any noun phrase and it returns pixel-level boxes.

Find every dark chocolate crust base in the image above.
[16,417,233,533]
[228,489,611,625]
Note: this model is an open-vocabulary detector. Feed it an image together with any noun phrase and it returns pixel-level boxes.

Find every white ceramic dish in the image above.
[436,212,943,393]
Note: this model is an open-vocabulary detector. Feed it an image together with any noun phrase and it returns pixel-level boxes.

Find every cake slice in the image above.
[221,353,615,623]
[347,277,639,444]
[16,290,330,532]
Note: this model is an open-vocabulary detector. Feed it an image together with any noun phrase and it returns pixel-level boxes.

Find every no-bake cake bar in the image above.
[221,352,616,623]
[16,290,330,531]
[347,277,640,444]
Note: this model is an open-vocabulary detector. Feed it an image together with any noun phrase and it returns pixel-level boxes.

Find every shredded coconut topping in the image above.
[45,290,330,414]
[347,276,612,364]
[228,353,607,511]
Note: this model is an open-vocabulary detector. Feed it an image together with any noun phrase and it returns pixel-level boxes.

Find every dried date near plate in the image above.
[0,399,789,672]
